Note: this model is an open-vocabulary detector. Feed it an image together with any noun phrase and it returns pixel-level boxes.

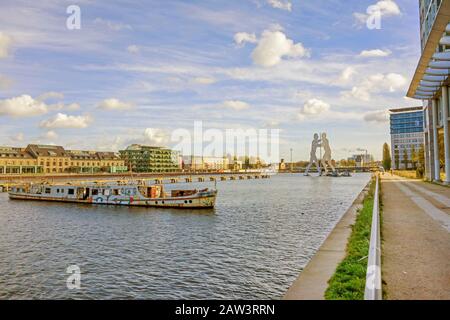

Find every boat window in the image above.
[45,188,51,194]
[56,189,60,193]
[103,189,110,196]
[92,189,99,196]
[112,189,119,196]
[68,189,74,195]
[60,189,64,193]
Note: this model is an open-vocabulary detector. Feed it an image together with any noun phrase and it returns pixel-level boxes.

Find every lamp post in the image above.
[290,148,293,172]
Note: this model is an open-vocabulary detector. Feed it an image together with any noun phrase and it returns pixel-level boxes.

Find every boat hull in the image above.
[8,192,216,209]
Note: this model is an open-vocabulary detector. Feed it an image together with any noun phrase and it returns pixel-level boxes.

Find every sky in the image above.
[0,0,422,161]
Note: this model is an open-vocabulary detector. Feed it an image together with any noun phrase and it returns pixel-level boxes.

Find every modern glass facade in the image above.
[119,144,181,173]
[409,1,450,182]
[390,111,424,135]
[420,0,443,50]
[390,108,425,170]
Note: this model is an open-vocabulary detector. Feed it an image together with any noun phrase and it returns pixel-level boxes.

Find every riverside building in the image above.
[0,144,127,175]
[119,144,181,173]
[0,146,42,174]
[182,156,230,171]
[389,107,425,170]
[407,0,450,183]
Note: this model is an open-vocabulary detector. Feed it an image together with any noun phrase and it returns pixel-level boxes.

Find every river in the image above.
[0,173,370,299]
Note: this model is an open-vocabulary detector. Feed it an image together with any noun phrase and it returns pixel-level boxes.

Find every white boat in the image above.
[8,182,217,209]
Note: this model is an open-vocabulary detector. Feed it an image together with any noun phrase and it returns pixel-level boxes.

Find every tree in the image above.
[402,149,409,170]
[439,131,444,170]
[339,159,348,167]
[394,150,400,170]
[382,143,391,170]
[244,156,250,169]
[411,145,418,170]
[418,144,425,167]
[416,144,425,178]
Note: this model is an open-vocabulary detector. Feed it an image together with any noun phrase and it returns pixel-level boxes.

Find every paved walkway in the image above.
[381,174,450,300]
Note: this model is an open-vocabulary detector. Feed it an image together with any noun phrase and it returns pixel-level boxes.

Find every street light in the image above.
[290,148,293,172]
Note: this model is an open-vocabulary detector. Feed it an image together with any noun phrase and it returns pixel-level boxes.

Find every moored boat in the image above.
[8,182,217,209]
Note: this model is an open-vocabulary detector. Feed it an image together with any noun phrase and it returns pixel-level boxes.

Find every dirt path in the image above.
[381,174,450,300]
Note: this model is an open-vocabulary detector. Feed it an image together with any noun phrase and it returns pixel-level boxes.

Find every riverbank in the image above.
[283,177,372,300]
[325,178,377,300]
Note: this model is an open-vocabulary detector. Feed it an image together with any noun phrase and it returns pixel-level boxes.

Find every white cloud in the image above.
[66,103,80,111]
[299,98,330,119]
[342,72,407,101]
[343,86,371,101]
[94,18,132,31]
[223,100,250,111]
[267,0,292,11]
[384,73,407,91]
[364,110,389,123]
[353,0,401,26]
[0,32,12,58]
[192,77,216,85]
[40,113,92,129]
[340,66,357,81]
[143,128,169,146]
[37,91,64,101]
[234,32,258,46]
[372,0,401,16]
[0,94,49,117]
[353,12,368,25]
[359,49,391,57]
[251,29,309,67]
[10,132,24,142]
[127,45,139,54]
[98,98,133,110]
[45,130,58,140]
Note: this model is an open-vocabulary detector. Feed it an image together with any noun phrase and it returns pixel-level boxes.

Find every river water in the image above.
[0,173,370,299]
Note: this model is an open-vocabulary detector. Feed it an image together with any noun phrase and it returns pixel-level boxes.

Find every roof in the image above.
[96,152,121,160]
[25,144,70,158]
[122,144,170,151]
[67,150,99,160]
[389,106,424,113]
[0,147,34,159]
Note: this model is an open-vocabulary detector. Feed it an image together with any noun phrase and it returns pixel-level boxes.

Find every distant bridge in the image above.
[284,166,380,173]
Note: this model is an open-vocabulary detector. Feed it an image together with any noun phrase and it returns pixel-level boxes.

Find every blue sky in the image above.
[0,0,422,161]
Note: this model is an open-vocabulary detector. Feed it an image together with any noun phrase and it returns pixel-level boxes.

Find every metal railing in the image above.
[364,174,382,300]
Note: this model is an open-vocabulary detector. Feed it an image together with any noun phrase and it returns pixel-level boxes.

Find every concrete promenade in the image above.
[381,174,450,300]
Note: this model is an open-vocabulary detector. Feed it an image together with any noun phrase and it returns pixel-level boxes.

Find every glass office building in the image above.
[407,0,450,183]
[390,107,425,170]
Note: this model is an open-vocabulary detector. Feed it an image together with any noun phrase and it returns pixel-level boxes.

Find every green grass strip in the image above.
[324,178,376,300]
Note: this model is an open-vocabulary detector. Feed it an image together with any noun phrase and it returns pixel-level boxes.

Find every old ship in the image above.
[9,181,217,209]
